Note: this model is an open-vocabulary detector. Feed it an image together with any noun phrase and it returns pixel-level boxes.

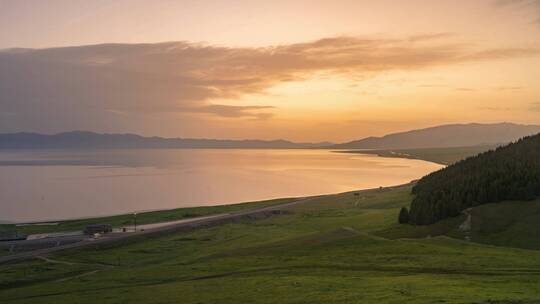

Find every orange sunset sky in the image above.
[0,0,540,142]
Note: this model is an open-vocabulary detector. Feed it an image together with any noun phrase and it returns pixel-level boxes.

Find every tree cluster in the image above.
[398,207,409,224]
[408,134,540,225]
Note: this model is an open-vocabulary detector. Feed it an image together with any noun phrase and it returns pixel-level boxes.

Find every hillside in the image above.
[408,133,540,225]
[467,199,540,250]
[338,144,497,165]
[2,185,540,303]
[0,131,330,149]
[330,123,540,149]
[3,123,539,151]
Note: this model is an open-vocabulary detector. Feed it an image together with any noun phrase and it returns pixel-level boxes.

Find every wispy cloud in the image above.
[416,84,447,88]
[178,104,275,119]
[478,106,513,111]
[1,35,539,132]
[494,0,539,6]
[494,0,540,26]
[495,86,523,91]
[407,32,455,43]
[530,102,540,111]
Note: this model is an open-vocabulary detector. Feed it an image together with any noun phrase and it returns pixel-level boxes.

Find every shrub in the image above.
[398,207,410,224]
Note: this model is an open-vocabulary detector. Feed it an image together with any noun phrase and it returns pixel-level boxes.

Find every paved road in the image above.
[0,196,323,264]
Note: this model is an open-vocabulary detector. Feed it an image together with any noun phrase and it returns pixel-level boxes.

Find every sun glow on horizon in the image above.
[0,0,539,141]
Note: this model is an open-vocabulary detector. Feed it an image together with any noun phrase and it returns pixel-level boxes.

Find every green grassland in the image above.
[2,185,540,303]
[468,199,540,250]
[0,197,297,235]
[341,145,497,165]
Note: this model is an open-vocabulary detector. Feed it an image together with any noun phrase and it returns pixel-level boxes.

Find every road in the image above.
[0,195,323,264]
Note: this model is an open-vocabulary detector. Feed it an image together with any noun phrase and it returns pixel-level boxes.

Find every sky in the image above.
[1,0,540,142]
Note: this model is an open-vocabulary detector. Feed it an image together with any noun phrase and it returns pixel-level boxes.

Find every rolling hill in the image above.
[0,131,331,149]
[3,184,540,303]
[408,132,540,225]
[329,123,540,149]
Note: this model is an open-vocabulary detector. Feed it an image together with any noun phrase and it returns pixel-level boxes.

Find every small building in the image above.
[84,224,112,235]
[0,231,28,241]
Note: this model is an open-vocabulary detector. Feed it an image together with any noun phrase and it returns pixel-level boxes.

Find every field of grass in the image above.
[0,197,297,235]
[341,145,497,165]
[468,199,540,250]
[2,185,540,303]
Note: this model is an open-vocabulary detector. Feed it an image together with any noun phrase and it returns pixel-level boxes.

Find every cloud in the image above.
[494,0,538,6]
[530,102,540,111]
[408,33,455,43]
[494,0,527,5]
[495,86,523,91]
[494,0,540,26]
[417,84,447,88]
[478,106,513,111]
[461,48,540,61]
[178,104,275,119]
[1,35,539,133]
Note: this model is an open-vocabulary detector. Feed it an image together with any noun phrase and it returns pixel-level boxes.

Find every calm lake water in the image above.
[0,149,442,222]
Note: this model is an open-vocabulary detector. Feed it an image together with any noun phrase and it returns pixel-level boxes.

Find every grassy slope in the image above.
[470,199,540,250]
[0,198,297,235]
[340,145,496,165]
[2,186,540,304]
[376,198,540,251]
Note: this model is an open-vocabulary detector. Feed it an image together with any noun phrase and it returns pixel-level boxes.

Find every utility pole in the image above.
[134,212,138,232]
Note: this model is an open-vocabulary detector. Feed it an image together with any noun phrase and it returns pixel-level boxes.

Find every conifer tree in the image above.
[407,134,540,225]
[398,207,410,224]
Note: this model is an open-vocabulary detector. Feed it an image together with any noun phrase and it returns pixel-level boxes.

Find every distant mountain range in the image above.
[329,123,540,150]
[0,131,331,149]
[1,123,539,150]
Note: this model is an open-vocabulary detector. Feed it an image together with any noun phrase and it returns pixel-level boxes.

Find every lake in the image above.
[0,149,442,222]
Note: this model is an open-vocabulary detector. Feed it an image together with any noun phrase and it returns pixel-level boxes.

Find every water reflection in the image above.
[0,149,442,222]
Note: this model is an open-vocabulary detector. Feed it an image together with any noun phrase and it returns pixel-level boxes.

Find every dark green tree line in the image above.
[408,134,540,225]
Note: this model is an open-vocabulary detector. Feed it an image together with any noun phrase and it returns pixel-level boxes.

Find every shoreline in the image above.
[335,149,448,165]
[336,145,496,166]
[0,183,416,263]
[0,148,439,224]
[10,199,300,226]
[1,182,416,236]
[0,196,325,264]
